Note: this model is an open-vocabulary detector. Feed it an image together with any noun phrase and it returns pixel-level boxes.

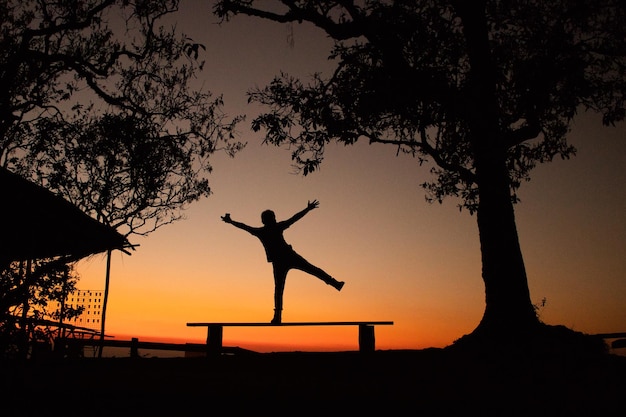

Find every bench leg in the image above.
[130,337,139,358]
[358,324,375,353]
[206,325,223,356]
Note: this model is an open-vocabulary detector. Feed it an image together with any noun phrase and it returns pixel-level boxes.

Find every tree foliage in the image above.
[1,0,244,237]
[0,260,82,358]
[216,0,624,211]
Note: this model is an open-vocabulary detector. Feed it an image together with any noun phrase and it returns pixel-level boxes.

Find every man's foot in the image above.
[271,309,282,324]
[335,281,345,291]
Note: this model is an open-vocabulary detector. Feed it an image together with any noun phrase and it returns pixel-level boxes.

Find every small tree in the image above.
[0,259,82,358]
[214,1,625,347]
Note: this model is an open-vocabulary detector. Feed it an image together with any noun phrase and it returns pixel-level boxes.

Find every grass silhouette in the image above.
[3,335,625,416]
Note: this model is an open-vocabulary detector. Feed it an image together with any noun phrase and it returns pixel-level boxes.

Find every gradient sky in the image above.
[75,1,626,352]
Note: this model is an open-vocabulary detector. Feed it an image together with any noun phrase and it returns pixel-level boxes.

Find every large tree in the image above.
[214,0,625,346]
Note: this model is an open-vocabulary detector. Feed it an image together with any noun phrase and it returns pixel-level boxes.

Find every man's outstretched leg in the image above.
[291,253,344,291]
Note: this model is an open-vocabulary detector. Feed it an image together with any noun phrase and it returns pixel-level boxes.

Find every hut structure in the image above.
[0,166,129,264]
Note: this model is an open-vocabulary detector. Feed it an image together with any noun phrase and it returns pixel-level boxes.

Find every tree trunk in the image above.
[455,0,539,342]
[473,155,539,338]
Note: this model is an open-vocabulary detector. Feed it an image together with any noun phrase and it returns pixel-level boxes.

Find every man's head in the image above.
[261,210,276,225]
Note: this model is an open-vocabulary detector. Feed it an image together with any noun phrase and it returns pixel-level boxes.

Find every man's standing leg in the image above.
[272,264,288,324]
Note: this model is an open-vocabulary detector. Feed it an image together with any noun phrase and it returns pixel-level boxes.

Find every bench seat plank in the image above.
[187,321,393,327]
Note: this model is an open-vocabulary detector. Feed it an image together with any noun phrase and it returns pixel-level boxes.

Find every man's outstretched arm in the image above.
[221,213,256,234]
[282,200,319,227]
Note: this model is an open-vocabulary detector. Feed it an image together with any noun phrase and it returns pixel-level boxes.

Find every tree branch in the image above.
[505,119,543,148]
[215,0,364,39]
[22,0,115,41]
[368,128,476,184]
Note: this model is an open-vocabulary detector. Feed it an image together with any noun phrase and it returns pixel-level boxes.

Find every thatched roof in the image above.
[0,167,129,264]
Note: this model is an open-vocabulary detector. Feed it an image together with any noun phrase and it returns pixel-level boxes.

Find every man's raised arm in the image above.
[221,213,256,234]
[283,199,319,227]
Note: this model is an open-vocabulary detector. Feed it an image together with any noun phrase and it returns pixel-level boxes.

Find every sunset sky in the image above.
[75,1,626,353]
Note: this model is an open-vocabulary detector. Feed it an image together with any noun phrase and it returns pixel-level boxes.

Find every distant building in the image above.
[65,289,104,332]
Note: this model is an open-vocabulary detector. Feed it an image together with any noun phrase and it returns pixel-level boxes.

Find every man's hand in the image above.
[307,199,319,210]
[221,213,232,223]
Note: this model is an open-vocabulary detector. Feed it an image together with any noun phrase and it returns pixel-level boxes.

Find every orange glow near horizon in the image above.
[71,6,625,353]
[74,117,625,352]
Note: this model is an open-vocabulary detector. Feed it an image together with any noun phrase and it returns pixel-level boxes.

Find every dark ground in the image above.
[2,347,625,417]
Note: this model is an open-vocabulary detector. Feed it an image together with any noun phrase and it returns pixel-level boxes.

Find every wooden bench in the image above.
[595,332,626,349]
[186,321,394,355]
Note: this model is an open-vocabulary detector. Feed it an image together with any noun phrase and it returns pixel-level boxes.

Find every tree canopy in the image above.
[214,0,625,347]
[217,0,624,209]
[1,0,244,237]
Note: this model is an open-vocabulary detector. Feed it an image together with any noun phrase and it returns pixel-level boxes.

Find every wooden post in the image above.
[207,325,223,356]
[98,250,112,358]
[19,260,30,360]
[359,324,375,352]
[130,337,139,358]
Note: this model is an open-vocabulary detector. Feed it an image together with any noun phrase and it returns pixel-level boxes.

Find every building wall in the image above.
[65,289,104,331]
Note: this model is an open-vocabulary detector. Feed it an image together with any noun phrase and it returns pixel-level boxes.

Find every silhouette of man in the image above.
[221,200,344,324]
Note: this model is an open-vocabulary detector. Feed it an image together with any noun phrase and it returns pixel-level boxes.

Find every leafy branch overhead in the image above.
[219,0,624,212]
[1,0,245,237]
